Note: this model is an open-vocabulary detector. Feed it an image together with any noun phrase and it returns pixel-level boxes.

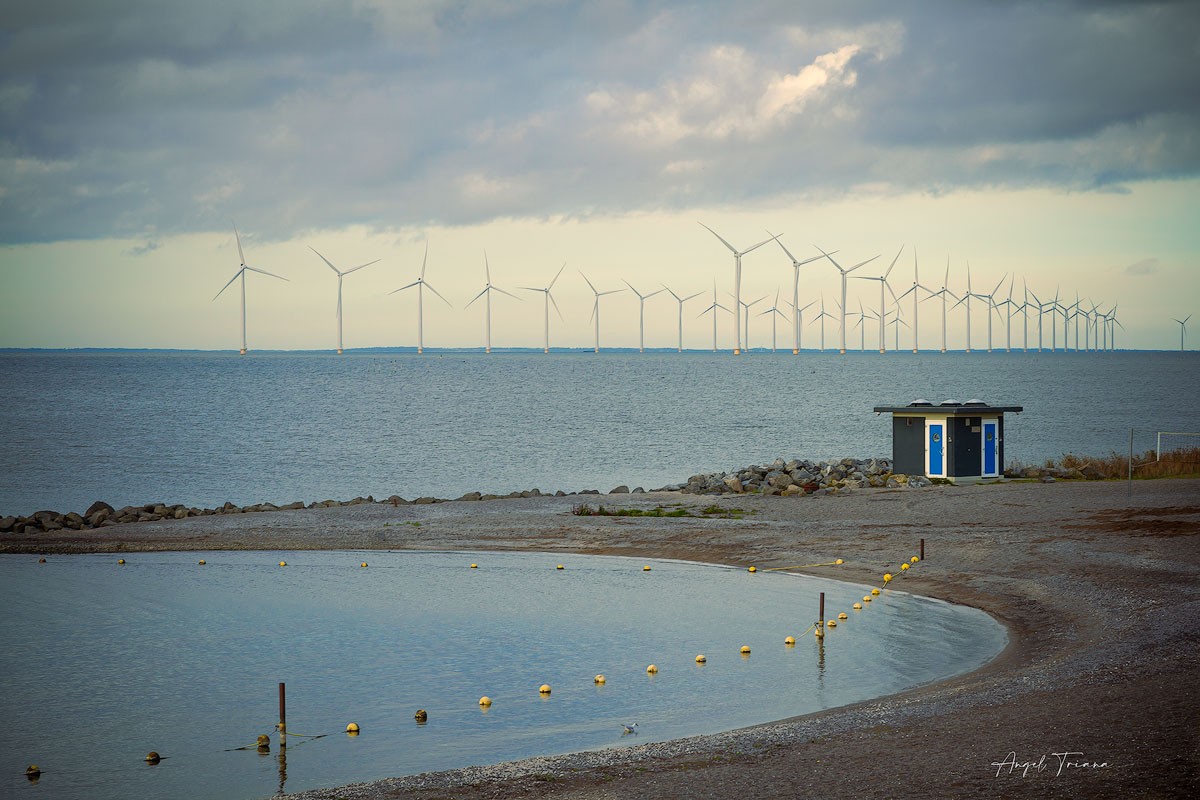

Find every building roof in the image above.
[873,400,1023,415]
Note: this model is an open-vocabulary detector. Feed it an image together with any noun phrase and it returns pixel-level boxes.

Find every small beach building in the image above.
[872,399,1023,483]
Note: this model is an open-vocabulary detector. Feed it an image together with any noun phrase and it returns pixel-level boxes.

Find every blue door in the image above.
[983,420,998,476]
[928,423,944,476]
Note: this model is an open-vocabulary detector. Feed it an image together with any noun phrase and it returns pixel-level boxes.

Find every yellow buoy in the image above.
[345,722,359,733]
[901,563,910,571]
[539,684,552,695]
[911,556,920,563]
[863,595,872,602]
[25,765,41,778]
[198,559,206,565]
[594,674,606,685]
[838,612,848,620]
[740,645,751,654]
[784,636,796,645]
[695,654,707,663]
[279,561,287,567]
[815,627,824,638]
[361,562,368,568]
[556,564,564,570]
[478,696,492,707]
[145,751,161,764]
[852,602,863,610]
[414,709,428,722]
[470,563,478,569]
[835,558,844,565]
[747,566,757,573]
[118,559,125,565]
[643,565,651,571]
[256,734,270,749]
[646,664,658,674]
[883,573,892,583]
[871,588,880,596]
[827,619,837,628]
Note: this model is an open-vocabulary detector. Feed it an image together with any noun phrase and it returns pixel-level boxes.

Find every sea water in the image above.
[1,349,1197,516]
[0,550,1006,800]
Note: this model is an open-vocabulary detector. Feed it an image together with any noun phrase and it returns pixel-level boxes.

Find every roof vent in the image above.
[939,399,960,406]
[909,398,932,406]
[965,399,988,406]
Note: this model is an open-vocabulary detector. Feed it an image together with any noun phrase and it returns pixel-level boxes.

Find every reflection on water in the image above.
[0,550,1006,800]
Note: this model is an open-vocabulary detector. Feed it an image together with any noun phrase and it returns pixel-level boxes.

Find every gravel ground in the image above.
[6,478,1199,799]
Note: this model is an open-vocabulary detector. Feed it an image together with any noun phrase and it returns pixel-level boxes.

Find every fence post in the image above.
[278,682,287,749]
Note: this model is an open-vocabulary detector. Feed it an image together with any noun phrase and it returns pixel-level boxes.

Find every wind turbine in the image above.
[1026,285,1045,352]
[894,248,933,354]
[814,247,881,354]
[853,246,903,353]
[757,288,790,353]
[697,281,731,352]
[921,259,959,353]
[698,223,779,355]
[959,271,1007,353]
[309,247,379,354]
[730,293,768,352]
[581,272,624,353]
[994,276,1017,352]
[389,243,451,354]
[214,226,289,355]
[518,263,566,354]
[851,301,878,352]
[810,294,835,352]
[786,296,818,352]
[464,253,520,354]
[624,281,664,353]
[663,286,702,352]
[770,234,830,354]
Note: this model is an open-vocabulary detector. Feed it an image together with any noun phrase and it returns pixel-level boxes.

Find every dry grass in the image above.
[1011,447,1200,480]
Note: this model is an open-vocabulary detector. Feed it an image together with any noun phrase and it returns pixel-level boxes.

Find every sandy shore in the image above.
[6,479,1199,798]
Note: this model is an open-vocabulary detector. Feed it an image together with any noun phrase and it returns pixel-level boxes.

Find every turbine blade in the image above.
[343,259,380,275]
[464,287,488,309]
[420,241,429,279]
[233,225,246,266]
[698,222,738,254]
[846,255,881,273]
[549,262,566,290]
[388,281,420,295]
[883,245,903,279]
[213,268,243,300]
[579,271,598,294]
[549,292,564,320]
[423,281,453,307]
[770,230,800,264]
[245,265,289,281]
[683,291,702,302]
[494,286,521,300]
[741,232,781,255]
[309,246,341,275]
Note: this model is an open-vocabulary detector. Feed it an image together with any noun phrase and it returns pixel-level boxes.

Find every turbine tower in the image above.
[697,281,731,352]
[518,263,566,354]
[309,247,379,354]
[729,293,768,352]
[214,225,289,355]
[580,272,624,353]
[815,247,880,354]
[465,253,520,354]
[921,259,959,353]
[853,246,903,353]
[389,243,451,354]
[1172,314,1191,351]
[810,294,835,352]
[894,248,933,353]
[624,281,664,353]
[787,297,818,352]
[663,286,702,352]
[958,272,1007,353]
[770,234,829,354]
[699,223,779,355]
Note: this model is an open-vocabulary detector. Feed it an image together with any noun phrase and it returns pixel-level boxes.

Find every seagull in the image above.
[621,722,639,735]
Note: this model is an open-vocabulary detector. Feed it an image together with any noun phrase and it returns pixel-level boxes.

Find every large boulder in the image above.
[85,501,115,517]
[722,475,745,493]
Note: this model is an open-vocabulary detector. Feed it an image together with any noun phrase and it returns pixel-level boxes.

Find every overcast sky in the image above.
[2,0,1198,351]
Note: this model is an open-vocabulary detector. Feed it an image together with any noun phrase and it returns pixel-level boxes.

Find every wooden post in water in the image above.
[819,591,825,628]
[278,682,287,749]
[920,538,925,561]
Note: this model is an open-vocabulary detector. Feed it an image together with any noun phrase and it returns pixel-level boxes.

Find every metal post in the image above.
[920,538,925,561]
[278,682,287,749]
[819,592,825,628]
[1128,428,1134,494]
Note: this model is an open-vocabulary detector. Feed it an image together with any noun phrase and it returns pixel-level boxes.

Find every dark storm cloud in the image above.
[1,0,1197,243]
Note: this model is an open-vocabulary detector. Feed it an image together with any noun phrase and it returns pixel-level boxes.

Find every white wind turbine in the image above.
[853,246,903,353]
[814,247,881,354]
[786,297,818,352]
[851,301,878,352]
[957,271,1007,353]
[894,248,934,353]
[518,263,566,354]
[1026,285,1047,352]
[697,281,731,352]
[921,259,960,353]
[770,234,831,354]
[1171,314,1191,351]
[465,254,520,354]
[699,224,779,355]
[214,226,289,355]
[389,243,451,354]
[309,247,379,354]
[810,294,835,352]
[994,276,1017,352]
[663,286,703,352]
[624,281,664,353]
[757,288,790,353]
[581,272,624,353]
[730,293,768,352]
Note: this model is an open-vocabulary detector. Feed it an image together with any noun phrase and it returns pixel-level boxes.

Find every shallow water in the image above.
[2,350,1197,516]
[0,550,1005,800]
